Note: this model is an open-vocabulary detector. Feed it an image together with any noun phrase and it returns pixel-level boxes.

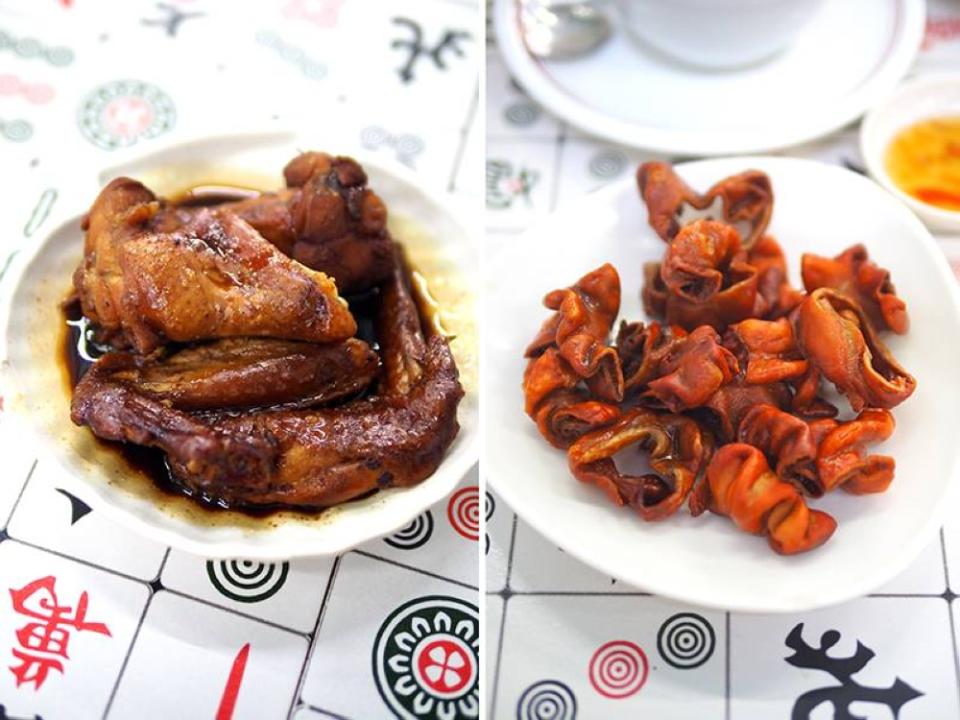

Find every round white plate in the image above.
[493,0,925,156]
[486,156,960,613]
[861,73,960,233]
[0,131,479,560]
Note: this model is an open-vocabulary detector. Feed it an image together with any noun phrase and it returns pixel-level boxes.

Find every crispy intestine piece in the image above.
[616,321,687,393]
[637,162,773,249]
[533,389,621,450]
[704,444,837,555]
[525,264,623,402]
[568,409,712,521]
[523,352,620,448]
[655,220,761,331]
[748,235,804,318]
[738,404,823,497]
[522,266,625,447]
[801,244,908,334]
[789,364,838,419]
[701,379,792,441]
[793,288,916,411]
[641,262,667,318]
[637,162,702,242]
[644,325,739,412]
[724,317,808,385]
[816,409,896,494]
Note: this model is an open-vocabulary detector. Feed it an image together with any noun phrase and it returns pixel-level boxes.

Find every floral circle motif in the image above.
[77,79,175,150]
[587,640,648,699]
[373,595,480,719]
[447,486,481,541]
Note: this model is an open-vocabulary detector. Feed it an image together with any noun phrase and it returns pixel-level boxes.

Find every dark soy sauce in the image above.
[60,185,393,518]
[171,185,261,207]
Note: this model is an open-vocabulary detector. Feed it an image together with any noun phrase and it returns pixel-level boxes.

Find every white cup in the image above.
[616,0,827,70]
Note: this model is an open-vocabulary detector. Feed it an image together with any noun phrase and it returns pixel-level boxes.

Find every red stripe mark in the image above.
[215,643,250,720]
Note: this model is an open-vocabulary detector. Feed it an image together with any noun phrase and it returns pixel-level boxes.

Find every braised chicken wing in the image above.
[75,178,356,354]
[82,338,379,412]
[71,249,463,509]
[153,152,392,294]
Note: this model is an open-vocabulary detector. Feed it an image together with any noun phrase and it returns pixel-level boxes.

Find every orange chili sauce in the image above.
[884,116,960,211]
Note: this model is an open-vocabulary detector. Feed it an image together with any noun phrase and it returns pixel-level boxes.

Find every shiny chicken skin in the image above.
[75,177,356,353]
[81,338,379,412]
[71,249,464,509]
[153,152,392,294]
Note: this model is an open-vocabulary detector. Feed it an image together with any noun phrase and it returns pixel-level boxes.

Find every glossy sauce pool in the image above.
[61,185,441,519]
[884,116,960,211]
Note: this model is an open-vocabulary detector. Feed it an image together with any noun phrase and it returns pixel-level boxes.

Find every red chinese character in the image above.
[8,576,111,689]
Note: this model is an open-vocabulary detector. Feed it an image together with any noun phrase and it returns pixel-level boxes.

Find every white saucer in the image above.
[494,0,925,156]
[485,156,960,613]
[0,131,479,560]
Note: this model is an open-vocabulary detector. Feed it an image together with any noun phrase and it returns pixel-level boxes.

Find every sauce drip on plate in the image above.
[885,116,960,211]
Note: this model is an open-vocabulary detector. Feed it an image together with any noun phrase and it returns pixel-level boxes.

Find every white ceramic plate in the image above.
[486,156,960,613]
[861,73,960,233]
[0,131,479,560]
[493,0,924,156]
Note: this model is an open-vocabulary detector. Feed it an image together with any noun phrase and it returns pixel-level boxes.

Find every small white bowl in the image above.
[861,74,960,233]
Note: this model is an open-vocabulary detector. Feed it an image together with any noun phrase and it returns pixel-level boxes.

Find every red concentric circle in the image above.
[588,640,648,699]
[447,486,481,540]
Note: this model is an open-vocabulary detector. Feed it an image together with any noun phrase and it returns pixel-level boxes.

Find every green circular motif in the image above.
[372,595,480,719]
[77,79,176,151]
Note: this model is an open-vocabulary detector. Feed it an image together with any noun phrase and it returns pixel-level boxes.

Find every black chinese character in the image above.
[785,622,923,720]
[390,17,470,84]
[141,2,204,37]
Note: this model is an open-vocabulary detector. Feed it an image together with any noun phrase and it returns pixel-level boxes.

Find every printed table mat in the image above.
[0,1,480,718]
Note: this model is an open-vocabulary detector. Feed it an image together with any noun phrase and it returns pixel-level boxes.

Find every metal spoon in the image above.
[519,1,611,60]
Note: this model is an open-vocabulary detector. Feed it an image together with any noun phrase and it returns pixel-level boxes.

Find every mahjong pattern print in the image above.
[77,79,175,150]
[656,613,716,670]
[447,486,482,541]
[587,640,649,700]
[206,560,290,604]
[7,575,111,690]
[516,679,578,720]
[372,595,480,720]
[384,511,435,550]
